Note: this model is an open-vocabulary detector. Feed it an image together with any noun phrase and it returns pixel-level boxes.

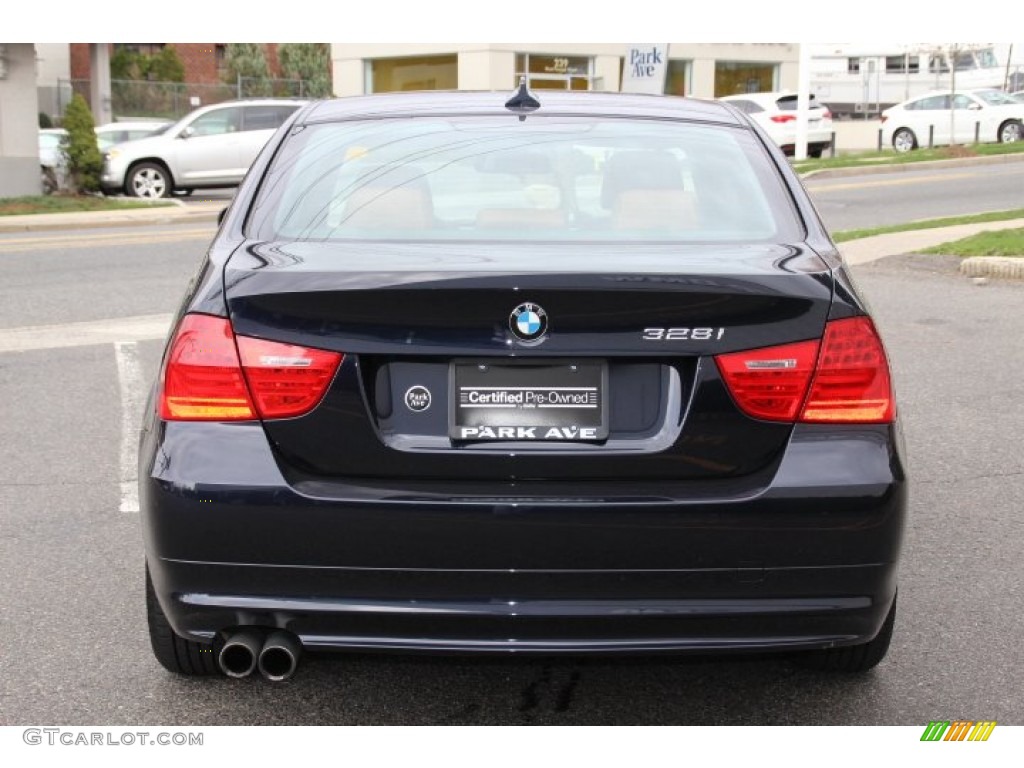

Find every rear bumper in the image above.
[140,420,907,655]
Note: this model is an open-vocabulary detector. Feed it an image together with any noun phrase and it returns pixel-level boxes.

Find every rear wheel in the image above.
[999,120,1022,144]
[146,564,220,676]
[126,162,172,199]
[892,129,917,153]
[796,592,897,673]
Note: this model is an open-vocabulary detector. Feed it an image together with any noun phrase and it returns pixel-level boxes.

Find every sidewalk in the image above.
[0,200,223,233]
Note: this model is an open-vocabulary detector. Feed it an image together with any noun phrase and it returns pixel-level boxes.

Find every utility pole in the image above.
[795,42,811,161]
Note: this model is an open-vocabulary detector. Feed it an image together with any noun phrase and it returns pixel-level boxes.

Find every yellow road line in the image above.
[808,171,985,193]
[0,227,214,247]
[0,232,214,253]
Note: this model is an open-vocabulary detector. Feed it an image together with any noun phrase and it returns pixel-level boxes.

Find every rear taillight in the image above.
[715,317,894,424]
[159,314,343,421]
[715,339,820,421]
[236,335,343,419]
[770,114,796,123]
[822,110,832,119]
[800,317,894,423]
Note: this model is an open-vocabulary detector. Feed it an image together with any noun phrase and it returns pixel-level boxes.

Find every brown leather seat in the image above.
[334,165,434,230]
[601,151,697,232]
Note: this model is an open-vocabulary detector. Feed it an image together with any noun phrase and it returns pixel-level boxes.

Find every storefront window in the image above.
[664,60,690,96]
[368,55,457,93]
[515,54,593,90]
[714,62,778,96]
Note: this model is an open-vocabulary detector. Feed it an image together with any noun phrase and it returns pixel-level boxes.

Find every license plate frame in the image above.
[449,359,608,442]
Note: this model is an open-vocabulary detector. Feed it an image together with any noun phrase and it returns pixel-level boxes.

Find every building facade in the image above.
[0,43,42,197]
[330,44,799,98]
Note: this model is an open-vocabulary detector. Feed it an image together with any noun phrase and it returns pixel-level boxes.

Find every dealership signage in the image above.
[621,44,669,94]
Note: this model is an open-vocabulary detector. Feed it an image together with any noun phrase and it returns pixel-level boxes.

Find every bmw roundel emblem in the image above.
[509,302,548,343]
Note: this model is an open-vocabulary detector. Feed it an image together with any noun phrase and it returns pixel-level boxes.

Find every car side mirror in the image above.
[179,126,195,139]
[968,102,982,111]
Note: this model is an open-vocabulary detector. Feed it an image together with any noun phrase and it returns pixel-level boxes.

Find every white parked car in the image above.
[101,99,307,198]
[719,92,833,157]
[38,128,68,194]
[881,89,1024,152]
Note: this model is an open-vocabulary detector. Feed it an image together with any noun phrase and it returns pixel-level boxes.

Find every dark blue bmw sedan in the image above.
[140,86,906,681]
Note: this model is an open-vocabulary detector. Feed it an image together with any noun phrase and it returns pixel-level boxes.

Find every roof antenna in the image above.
[505,76,540,121]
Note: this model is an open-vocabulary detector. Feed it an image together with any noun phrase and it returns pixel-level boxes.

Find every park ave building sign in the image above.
[621,44,669,94]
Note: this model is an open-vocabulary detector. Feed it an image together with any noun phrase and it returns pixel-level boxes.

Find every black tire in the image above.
[125,161,173,199]
[998,120,1022,144]
[796,593,897,673]
[892,128,917,153]
[146,564,220,676]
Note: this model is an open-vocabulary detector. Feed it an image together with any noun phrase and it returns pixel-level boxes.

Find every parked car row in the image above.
[37,100,304,198]
[38,120,169,193]
[101,99,306,198]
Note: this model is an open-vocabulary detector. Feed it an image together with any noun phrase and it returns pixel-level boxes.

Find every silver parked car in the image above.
[101,99,307,198]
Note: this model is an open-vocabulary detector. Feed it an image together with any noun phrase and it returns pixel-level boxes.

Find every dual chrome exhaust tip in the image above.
[218,629,301,681]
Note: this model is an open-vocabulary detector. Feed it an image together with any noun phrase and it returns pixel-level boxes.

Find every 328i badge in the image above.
[140,83,906,681]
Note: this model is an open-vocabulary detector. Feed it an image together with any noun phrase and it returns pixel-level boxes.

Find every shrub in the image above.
[278,43,332,97]
[61,94,104,194]
[148,46,185,83]
[38,112,53,128]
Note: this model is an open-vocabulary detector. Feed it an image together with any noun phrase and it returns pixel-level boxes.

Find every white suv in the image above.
[101,99,307,198]
[719,92,833,158]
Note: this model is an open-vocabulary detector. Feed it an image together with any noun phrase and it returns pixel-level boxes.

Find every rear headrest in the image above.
[334,164,434,230]
[601,151,685,210]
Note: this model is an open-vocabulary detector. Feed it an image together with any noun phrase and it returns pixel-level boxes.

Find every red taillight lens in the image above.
[770,114,796,123]
[800,316,894,423]
[715,339,820,421]
[822,110,832,119]
[159,314,343,421]
[159,314,256,420]
[236,335,343,419]
[715,317,895,424]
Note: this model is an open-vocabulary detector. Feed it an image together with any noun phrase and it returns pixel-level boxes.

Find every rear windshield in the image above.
[247,116,802,243]
[776,95,826,111]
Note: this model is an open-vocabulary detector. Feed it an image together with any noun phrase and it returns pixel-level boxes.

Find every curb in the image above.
[959,256,1024,280]
[800,151,1024,181]
[0,212,220,233]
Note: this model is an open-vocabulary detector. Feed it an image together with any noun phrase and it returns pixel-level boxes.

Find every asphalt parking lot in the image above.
[0,230,1021,725]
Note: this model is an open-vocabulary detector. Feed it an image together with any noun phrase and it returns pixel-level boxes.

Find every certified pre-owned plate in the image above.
[451,361,608,441]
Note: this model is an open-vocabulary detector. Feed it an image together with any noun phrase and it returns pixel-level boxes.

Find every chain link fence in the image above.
[53,77,323,122]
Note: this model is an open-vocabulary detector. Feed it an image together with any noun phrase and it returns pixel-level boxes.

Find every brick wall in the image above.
[69,43,284,84]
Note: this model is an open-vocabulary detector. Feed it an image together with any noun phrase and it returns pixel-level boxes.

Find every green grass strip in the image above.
[0,196,173,216]
[832,209,1024,243]
[793,141,1024,174]
[919,228,1024,257]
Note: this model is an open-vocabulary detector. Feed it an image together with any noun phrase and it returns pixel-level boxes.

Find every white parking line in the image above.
[114,341,145,513]
[0,314,173,353]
